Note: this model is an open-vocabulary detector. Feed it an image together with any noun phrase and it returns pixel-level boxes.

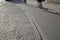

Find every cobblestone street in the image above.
[0,1,41,40]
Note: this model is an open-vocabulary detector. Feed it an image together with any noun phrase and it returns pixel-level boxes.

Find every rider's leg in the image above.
[24,0,27,4]
[39,2,43,8]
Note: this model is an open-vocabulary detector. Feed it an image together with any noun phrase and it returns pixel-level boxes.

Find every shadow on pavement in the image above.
[43,8,60,15]
[6,0,24,4]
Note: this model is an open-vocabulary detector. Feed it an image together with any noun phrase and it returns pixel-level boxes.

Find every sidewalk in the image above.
[27,0,60,13]
[43,2,60,13]
[0,0,8,7]
[0,0,4,2]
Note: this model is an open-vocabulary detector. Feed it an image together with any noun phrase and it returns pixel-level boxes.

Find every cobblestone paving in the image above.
[0,1,8,7]
[0,3,40,40]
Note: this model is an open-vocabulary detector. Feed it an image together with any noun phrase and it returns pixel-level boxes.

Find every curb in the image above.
[26,13,48,40]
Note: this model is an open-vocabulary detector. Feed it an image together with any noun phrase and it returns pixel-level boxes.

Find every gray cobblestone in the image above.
[0,3,40,40]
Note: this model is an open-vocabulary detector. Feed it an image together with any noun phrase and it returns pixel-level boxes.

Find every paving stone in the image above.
[0,3,41,40]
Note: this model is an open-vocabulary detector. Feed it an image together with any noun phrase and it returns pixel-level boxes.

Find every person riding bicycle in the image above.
[37,0,45,8]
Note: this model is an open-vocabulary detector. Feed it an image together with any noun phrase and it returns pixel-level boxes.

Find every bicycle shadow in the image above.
[6,0,24,4]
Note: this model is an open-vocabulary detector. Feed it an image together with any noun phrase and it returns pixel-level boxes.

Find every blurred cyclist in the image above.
[37,0,45,8]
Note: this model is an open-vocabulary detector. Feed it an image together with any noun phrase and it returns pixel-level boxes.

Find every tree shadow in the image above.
[43,8,60,15]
